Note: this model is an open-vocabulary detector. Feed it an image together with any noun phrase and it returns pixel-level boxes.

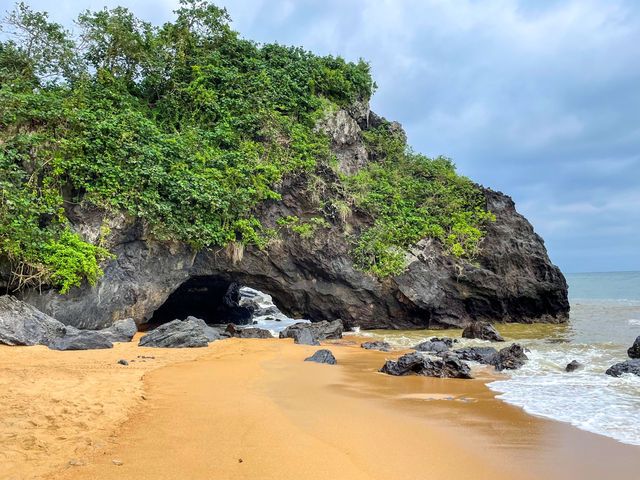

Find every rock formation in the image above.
[304,349,337,365]
[13,103,569,332]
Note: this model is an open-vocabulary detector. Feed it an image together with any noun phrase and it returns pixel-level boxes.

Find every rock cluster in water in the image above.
[379,352,472,379]
[605,335,640,377]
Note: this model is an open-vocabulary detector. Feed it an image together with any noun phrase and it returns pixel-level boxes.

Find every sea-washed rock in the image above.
[236,327,273,339]
[412,340,450,354]
[627,336,640,359]
[430,337,458,347]
[605,359,640,377]
[0,295,66,347]
[454,346,499,364]
[492,344,528,371]
[304,349,337,365]
[379,352,426,376]
[101,318,137,343]
[280,319,343,341]
[565,360,583,372]
[461,322,504,342]
[379,351,472,379]
[139,318,209,348]
[361,341,391,352]
[292,327,320,346]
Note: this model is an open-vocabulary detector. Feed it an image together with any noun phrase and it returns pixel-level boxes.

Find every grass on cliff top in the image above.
[0,0,491,293]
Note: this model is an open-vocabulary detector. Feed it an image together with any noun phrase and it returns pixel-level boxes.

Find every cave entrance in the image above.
[145,276,253,329]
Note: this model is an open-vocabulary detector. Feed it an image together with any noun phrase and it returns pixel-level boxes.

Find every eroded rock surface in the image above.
[304,349,337,365]
[16,103,569,332]
[379,351,472,379]
[462,322,504,342]
[139,318,209,348]
[280,320,343,341]
[361,341,391,352]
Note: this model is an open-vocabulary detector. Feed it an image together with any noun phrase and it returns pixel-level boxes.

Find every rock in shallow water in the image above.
[139,318,209,348]
[627,336,640,359]
[379,352,473,379]
[361,341,391,352]
[412,340,450,354]
[565,360,583,372]
[454,346,499,364]
[280,320,343,341]
[462,322,504,342]
[304,349,337,365]
[605,359,640,377]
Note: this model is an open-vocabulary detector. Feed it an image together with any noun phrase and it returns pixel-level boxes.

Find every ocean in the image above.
[358,271,640,446]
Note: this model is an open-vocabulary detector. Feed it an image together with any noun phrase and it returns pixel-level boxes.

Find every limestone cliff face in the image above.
[18,103,569,330]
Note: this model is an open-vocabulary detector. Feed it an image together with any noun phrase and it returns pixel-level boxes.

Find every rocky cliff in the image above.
[14,102,569,330]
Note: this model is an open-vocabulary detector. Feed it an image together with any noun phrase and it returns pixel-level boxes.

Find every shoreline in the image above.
[1,336,639,479]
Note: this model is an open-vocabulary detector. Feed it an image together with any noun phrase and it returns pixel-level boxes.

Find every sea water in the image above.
[359,271,640,445]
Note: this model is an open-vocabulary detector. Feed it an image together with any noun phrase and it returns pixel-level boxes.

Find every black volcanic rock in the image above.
[565,360,583,372]
[492,344,528,371]
[236,327,273,339]
[361,341,391,351]
[139,318,209,348]
[292,327,320,346]
[454,346,499,364]
[628,336,640,359]
[16,104,569,332]
[412,340,450,354]
[280,320,343,341]
[606,359,640,377]
[304,349,337,365]
[379,352,472,379]
[462,322,504,342]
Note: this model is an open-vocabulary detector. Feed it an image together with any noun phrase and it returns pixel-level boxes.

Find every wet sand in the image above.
[1,336,639,480]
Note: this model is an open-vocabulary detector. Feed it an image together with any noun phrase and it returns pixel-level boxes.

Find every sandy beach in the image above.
[1,335,638,480]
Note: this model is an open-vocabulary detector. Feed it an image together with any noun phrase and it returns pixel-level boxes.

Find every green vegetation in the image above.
[345,124,495,276]
[0,1,492,292]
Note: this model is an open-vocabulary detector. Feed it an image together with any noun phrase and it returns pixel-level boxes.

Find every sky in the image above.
[4,0,640,273]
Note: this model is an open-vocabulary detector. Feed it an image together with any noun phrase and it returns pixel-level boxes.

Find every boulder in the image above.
[361,341,391,352]
[0,295,66,347]
[379,352,426,376]
[304,349,337,365]
[379,352,472,379]
[185,316,222,342]
[605,359,640,377]
[627,336,640,359]
[461,322,504,342]
[117,359,129,365]
[430,337,458,347]
[454,346,499,364]
[421,353,473,379]
[292,327,320,346]
[236,327,273,339]
[50,327,113,351]
[492,344,528,371]
[280,320,343,341]
[139,318,209,348]
[101,318,137,343]
[412,340,450,354]
[565,360,583,372]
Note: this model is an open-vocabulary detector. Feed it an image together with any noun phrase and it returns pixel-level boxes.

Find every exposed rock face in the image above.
[139,318,209,348]
[50,327,113,351]
[379,352,472,379]
[292,327,320,346]
[605,359,640,377]
[462,322,504,342]
[304,349,337,365]
[280,320,343,341]
[454,346,499,364]
[16,103,569,332]
[628,336,640,359]
[0,296,66,346]
[361,341,391,352]
[412,340,450,354]
[492,344,528,371]
[235,327,273,339]
[102,318,137,343]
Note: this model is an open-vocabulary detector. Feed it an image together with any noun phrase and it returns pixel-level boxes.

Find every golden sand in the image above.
[1,335,638,480]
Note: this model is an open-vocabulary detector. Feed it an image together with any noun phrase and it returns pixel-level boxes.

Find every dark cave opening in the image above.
[145,276,253,329]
